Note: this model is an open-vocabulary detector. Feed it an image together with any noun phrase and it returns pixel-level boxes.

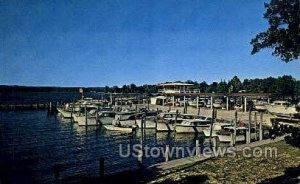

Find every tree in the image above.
[250,0,300,62]
[228,76,242,93]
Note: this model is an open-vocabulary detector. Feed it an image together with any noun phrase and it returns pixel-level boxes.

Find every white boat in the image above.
[98,111,116,125]
[175,119,211,133]
[254,100,267,111]
[203,122,233,137]
[75,115,98,126]
[103,125,137,133]
[136,111,158,129]
[266,101,300,118]
[156,112,181,132]
[112,112,142,127]
[57,108,73,118]
[213,99,223,108]
[217,127,257,143]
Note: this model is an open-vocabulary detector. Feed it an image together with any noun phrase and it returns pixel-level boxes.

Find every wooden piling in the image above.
[209,108,215,145]
[195,140,200,156]
[165,145,170,162]
[259,112,263,141]
[196,96,200,116]
[49,102,52,113]
[254,112,257,141]
[247,109,252,144]
[233,110,237,146]
[85,105,87,126]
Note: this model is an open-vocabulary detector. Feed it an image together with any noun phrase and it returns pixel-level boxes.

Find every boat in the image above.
[254,100,267,111]
[213,99,223,108]
[112,112,142,127]
[266,101,300,118]
[175,119,211,133]
[98,111,116,125]
[203,121,233,137]
[156,112,181,132]
[103,125,137,133]
[136,111,158,129]
[216,126,257,143]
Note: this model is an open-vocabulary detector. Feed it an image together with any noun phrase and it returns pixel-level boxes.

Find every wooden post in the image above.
[99,157,104,178]
[233,111,237,146]
[196,96,199,115]
[230,133,234,146]
[172,96,175,107]
[165,145,169,162]
[209,108,215,145]
[195,140,200,156]
[183,96,186,113]
[226,96,229,111]
[259,112,263,141]
[85,105,87,126]
[254,112,257,141]
[96,106,99,127]
[70,103,73,122]
[247,109,251,144]
[210,96,213,109]
[244,96,247,112]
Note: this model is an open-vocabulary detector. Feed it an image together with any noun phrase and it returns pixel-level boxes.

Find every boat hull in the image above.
[175,125,210,133]
[156,122,175,132]
[104,125,135,132]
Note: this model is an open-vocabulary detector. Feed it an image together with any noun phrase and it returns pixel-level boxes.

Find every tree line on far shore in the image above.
[1,75,299,100]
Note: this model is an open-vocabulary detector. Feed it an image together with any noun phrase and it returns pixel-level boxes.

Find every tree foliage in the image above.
[250,0,300,62]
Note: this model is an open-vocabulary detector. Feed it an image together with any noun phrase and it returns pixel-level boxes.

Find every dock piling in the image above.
[259,112,263,141]
[165,145,170,162]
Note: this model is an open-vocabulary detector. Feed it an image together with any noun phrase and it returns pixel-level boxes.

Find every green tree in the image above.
[228,76,242,93]
[250,0,300,62]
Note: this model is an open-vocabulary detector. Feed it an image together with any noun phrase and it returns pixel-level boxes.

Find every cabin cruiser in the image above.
[112,112,142,127]
[57,103,81,118]
[266,101,300,118]
[156,112,181,132]
[203,121,233,137]
[175,119,211,133]
[98,111,116,125]
[216,126,257,143]
[213,99,223,109]
[136,110,158,129]
[253,100,267,111]
[103,125,137,133]
[73,105,99,126]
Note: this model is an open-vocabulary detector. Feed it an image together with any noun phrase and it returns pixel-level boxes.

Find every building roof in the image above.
[157,82,194,87]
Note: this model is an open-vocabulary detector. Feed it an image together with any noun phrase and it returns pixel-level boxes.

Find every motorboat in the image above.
[104,125,137,133]
[98,111,116,125]
[112,112,142,127]
[136,110,158,129]
[213,99,223,109]
[254,100,268,111]
[156,112,181,132]
[175,119,211,133]
[266,101,300,118]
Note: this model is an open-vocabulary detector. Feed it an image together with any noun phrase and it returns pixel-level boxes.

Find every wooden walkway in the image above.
[148,136,286,171]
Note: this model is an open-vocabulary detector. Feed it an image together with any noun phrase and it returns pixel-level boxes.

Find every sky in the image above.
[0,0,299,87]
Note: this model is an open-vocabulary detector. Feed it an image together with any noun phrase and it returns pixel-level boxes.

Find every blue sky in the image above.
[0,0,299,87]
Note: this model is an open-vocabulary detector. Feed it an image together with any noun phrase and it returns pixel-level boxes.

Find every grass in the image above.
[147,141,300,184]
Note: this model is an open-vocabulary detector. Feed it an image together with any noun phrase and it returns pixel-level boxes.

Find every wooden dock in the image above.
[148,136,286,171]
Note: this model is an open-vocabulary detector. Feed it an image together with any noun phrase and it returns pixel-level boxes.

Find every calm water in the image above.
[0,110,205,183]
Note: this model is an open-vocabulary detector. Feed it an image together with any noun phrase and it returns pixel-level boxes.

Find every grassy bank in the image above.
[147,141,299,183]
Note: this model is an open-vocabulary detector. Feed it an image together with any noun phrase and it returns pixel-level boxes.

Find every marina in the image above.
[0,90,299,183]
[1,0,300,183]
